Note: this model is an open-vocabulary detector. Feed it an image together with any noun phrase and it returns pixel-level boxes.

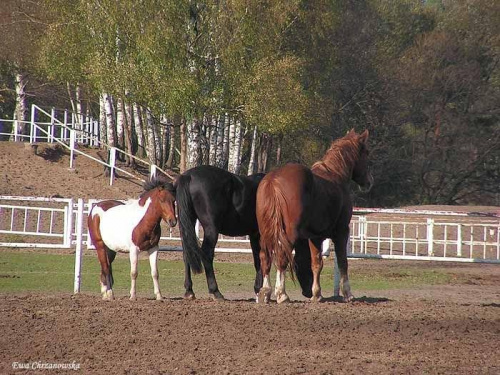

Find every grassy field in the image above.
[0,250,453,299]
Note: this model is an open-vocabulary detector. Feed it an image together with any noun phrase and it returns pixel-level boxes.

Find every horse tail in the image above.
[257,179,295,280]
[175,174,204,274]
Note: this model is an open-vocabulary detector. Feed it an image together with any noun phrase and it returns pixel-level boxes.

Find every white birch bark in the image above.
[180,119,187,173]
[227,117,236,172]
[116,97,125,154]
[187,117,201,169]
[145,109,157,165]
[76,83,83,131]
[99,93,107,146]
[209,115,218,166]
[215,114,226,169]
[123,98,135,167]
[11,72,28,140]
[133,103,145,157]
[247,126,258,176]
[104,93,116,148]
[232,119,243,174]
[166,120,175,169]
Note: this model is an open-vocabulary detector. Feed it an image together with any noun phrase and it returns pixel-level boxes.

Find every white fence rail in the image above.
[0,105,174,184]
[1,196,499,293]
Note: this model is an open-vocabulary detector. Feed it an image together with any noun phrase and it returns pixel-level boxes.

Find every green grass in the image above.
[0,251,453,297]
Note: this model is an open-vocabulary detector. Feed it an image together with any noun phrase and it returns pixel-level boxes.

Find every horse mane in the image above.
[311,132,363,182]
[141,177,175,198]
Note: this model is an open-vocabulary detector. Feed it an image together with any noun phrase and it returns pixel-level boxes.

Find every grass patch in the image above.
[0,251,453,297]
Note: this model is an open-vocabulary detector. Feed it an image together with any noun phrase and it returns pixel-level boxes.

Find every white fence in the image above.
[0,105,174,184]
[1,196,499,294]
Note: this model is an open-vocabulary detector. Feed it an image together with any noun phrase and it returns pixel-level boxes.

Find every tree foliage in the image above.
[1,0,499,206]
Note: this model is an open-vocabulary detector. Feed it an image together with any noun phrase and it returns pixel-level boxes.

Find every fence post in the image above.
[109,147,116,186]
[73,198,84,294]
[64,198,74,248]
[63,110,68,141]
[69,130,76,169]
[427,218,434,256]
[457,224,462,257]
[13,120,19,142]
[49,107,55,143]
[30,105,36,144]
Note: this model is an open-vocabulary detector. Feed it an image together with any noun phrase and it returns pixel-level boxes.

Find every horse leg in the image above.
[274,268,290,304]
[96,243,114,300]
[106,249,116,300]
[257,248,272,304]
[200,228,224,301]
[183,250,195,300]
[148,246,162,300]
[308,238,324,302]
[333,227,354,302]
[294,239,313,298]
[129,248,139,301]
[249,234,263,302]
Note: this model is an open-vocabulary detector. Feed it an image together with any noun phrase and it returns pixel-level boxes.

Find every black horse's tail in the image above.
[175,174,204,274]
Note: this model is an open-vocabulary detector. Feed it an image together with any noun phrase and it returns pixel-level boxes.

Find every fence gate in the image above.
[0,196,73,248]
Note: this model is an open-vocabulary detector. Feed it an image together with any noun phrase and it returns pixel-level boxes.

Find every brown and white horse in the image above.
[88,178,177,301]
[256,129,373,303]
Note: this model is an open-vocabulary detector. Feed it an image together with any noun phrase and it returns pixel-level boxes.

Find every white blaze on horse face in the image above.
[92,198,152,252]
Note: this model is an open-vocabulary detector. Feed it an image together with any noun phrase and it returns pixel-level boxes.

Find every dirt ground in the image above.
[1,141,500,374]
[1,260,500,375]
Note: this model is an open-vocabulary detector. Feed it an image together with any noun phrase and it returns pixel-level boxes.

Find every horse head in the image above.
[158,182,177,227]
[350,129,374,192]
[143,177,177,227]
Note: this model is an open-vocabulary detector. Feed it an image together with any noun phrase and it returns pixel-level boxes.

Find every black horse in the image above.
[174,165,265,300]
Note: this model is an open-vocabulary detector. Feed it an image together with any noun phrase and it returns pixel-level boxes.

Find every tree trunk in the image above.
[145,109,157,165]
[166,119,176,169]
[276,134,283,166]
[208,115,218,166]
[247,126,258,176]
[133,103,145,157]
[11,72,28,140]
[232,119,243,174]
[116,97,125,160]
[104,93,116,148]
[187,117,201,169]
[215,114,225,169]
[227,117,235,172]
[180,118,187,173]
[99,93,107,147]
[257,133,272,173]
[123,98,135,168]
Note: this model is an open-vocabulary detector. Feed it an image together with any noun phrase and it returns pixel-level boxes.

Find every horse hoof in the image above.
[184,292,196,300]
[310,295,323,303]
[155,294,163,301]
[209,292,225,301]
[129,296,137,301]
[343,294,355,302]
[102,290,114,301]
[276,294,290,304]
[257,287,271,304]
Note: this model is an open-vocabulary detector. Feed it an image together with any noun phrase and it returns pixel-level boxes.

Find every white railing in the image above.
[0,105,175,185]
[0,196,74,248]
[350,208,500,263]
[1,197,499,293]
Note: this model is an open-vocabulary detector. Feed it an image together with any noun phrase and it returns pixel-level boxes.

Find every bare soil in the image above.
[1,141,500,374]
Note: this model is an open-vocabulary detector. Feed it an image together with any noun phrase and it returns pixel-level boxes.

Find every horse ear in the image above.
[345,128,355,136]
[358,129,369,144]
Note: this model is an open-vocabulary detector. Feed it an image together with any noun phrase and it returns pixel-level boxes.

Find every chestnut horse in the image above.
[88,178,177,301]
[256,129,373,303]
